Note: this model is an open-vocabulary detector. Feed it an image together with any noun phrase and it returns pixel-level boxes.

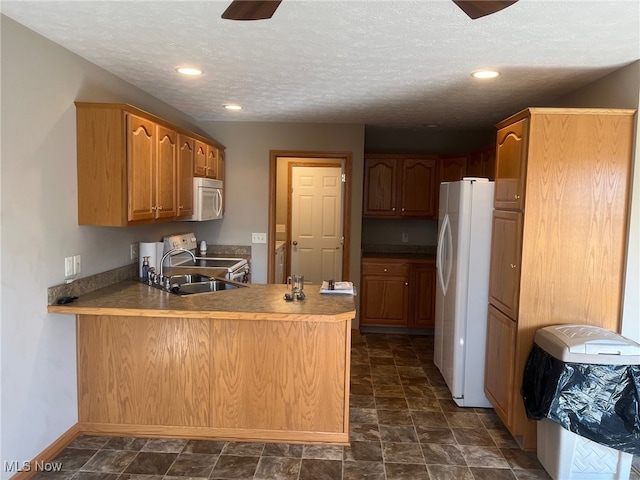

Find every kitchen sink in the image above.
[168,273,214,285]
[176,279,245,295]
[139,273,247,296]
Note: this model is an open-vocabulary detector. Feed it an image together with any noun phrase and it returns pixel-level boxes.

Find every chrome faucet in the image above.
[159,248,196,279]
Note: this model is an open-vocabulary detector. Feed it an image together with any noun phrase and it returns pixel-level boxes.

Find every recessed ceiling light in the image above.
[425,124,440,128]
[224,104,242,111]
[472,70,500,79]
[176,67,202,76]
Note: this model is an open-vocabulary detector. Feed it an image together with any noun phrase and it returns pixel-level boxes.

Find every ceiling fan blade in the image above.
[221,0,282,20]
[452,0,518,19]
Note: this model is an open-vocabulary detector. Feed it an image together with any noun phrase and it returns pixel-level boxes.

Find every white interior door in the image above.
[290,166,343,285]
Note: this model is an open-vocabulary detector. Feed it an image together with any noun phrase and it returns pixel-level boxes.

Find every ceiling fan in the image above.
[221,0,518,21]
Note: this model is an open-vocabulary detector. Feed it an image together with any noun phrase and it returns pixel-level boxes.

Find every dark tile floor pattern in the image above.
[38,333,640,480]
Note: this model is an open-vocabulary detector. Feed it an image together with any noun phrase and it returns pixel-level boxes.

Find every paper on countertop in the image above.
[319,281,356,295]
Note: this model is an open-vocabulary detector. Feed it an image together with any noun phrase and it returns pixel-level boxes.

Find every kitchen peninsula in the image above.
[48,281,356,445]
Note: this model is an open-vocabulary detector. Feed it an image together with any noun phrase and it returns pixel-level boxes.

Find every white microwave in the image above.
[182,177,223,221]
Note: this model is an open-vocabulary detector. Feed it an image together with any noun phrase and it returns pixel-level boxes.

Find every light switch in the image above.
[252,233,267,244]
[64,257,74,277]
[73,255,82,274]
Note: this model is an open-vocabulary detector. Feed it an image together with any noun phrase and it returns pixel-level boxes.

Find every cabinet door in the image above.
[495,118,528,210]
[205,145,218,178]
[410,264,436,328]
[127,114,156,222]
[217,149,225,182]
[194,140,208,177]
[489,210,523,320]
[363,158,397,217]
[177,134,194,218]
[439,156,467,183]
[217,150,225,213]
[482,147,496,181]
[361,275,409,326]
[484,305,516,429]
[468,146,496,180]
[155,125,177,218]
[399,158,436,217]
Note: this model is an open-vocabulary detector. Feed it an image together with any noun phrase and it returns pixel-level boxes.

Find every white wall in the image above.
[0,16,214,472]
[193,122,365,285]
[552,61,640,342]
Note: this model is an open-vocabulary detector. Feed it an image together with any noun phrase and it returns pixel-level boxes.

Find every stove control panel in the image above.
[163,233,197,253]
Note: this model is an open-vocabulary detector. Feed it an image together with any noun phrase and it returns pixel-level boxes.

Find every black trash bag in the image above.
[522,343,640,455]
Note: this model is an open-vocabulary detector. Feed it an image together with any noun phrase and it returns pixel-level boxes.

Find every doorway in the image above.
[268,151,352,284]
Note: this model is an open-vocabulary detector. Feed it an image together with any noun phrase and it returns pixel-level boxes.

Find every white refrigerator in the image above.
[434,178,494,408]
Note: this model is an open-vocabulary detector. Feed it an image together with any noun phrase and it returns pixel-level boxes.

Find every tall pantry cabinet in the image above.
[484,108,636,450]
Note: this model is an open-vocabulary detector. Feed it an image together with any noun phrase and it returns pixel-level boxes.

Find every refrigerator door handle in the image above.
[437,214,453,294]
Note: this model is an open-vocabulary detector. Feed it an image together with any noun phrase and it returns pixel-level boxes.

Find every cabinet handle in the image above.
[151,206,157,211]
[157,205,163,211]
[402,208,405,212]
[514,194,520,200]
[405,282,409,286]
[384,268,388,272]
[510,264,517,269]
[392,207,396,212]
[179,205,184,209]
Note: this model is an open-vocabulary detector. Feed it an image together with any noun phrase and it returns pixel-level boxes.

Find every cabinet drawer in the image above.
[362,262,409,276]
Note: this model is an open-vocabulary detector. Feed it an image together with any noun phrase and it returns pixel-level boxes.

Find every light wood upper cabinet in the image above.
[75,103,225,226]
[177,134,194,218]
[217,149,226,213]
[126,114,156,222]
[484,107,636,450]
[155,125,178,219]
[495,118,528,210]
[126,119,176,221]
[363,155,436,218]
[194,140,220,179]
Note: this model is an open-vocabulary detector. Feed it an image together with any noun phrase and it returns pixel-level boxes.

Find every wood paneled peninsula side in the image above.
[48,282,355,445]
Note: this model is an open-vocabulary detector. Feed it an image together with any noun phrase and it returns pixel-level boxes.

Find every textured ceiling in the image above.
[2,0,639,129]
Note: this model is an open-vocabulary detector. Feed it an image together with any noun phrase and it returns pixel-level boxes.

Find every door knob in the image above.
[292,241,298,246]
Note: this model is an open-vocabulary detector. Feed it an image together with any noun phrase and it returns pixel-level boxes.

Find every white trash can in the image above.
[533,325,640,480]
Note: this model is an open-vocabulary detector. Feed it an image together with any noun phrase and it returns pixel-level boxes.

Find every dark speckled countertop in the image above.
[361,244,436,262]
[48,280,356,322]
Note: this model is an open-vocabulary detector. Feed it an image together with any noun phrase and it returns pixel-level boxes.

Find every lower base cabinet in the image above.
[76,313,352,444]
[484,305,516,429]
[360,258,435,329]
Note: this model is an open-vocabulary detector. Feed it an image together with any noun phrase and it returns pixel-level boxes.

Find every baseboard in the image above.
[9,423,80,480]
[77,422,349,446]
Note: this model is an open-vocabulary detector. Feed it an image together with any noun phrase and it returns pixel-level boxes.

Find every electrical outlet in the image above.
[402,230,409,243]
[73,255,82,274]
[252,233,267,244]
[130,243,139,260]
[64,257,74,277]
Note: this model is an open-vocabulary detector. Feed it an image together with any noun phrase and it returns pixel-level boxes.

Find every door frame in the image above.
[268,150,352,284]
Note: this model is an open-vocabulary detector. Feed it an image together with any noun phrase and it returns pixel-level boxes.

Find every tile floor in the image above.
[38,333,639,480]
